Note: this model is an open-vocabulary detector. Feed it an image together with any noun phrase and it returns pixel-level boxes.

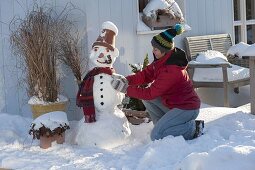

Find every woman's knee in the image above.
[142,99,157,106]
[150,127,161,141]
[150,116,197,141]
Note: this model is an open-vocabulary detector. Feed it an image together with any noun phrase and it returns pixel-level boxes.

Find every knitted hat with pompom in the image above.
[151,24,184,53]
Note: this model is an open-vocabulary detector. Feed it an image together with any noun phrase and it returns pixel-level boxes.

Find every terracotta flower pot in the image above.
[40,135,53,149]
[30,101,67,119]
[39,132,65,149]
[54,133,65,144]
[122,109,150,125]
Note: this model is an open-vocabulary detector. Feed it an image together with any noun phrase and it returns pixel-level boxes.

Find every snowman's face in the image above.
[89,45,118,68]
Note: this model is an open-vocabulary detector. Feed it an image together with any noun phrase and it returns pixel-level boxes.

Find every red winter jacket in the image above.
[126,48,200,110]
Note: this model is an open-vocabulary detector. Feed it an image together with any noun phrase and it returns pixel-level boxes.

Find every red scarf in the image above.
[76,67,115,123]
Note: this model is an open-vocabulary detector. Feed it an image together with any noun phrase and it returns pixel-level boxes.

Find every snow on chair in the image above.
[185,34,250,107]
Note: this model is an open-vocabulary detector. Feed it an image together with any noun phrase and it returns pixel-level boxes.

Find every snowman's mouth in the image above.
[97,55,112,64]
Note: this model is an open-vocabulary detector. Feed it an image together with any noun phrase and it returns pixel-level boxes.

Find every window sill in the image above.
[136,13,166,35]
[137,29,164,35]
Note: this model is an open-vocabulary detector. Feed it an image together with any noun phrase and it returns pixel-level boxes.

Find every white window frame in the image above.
[233,0,255,43]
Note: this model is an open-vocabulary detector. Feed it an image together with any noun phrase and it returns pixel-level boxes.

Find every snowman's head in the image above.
[89,45,119,68]
[90,21,119,68]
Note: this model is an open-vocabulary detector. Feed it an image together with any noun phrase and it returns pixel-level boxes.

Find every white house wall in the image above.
[0,0,27,116]
[0,0,233,120]
[185,0,233,36]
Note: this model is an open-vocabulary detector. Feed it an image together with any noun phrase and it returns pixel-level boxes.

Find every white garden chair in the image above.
[185,34,250,107]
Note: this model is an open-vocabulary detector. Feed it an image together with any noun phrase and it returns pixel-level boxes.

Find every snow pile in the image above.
[1,104,255,169]
[75,108,131,149]
[193,64,249,82]
[189,50,250,82]
[241,43,255,57]
[190,50,228,64]
[75,21,130,150]
[143,0,184,21]
[227,42,250,58]
[143,0,170,17]
[0,113,30,144]
[31,111,69,131]
[28,95,68,105]
[176,145,255,170]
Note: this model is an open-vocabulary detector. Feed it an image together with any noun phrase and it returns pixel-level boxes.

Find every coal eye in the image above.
[94,48,98,52]
[106,49,110,52]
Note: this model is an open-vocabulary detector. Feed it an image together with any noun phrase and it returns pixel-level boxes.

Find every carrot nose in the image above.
[98,53,104,58]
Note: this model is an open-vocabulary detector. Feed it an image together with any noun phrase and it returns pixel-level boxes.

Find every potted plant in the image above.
[9,4,82,118]
[29,111,70,149]
[122,54,150,125]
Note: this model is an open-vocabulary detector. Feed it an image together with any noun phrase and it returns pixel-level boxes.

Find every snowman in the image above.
[75,21,131,149]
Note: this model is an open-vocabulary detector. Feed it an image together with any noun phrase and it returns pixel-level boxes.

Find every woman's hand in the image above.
[112,73,129,84]
[111,74,128,93]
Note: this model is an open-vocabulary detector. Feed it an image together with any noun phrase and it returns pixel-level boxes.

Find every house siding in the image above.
[186,0,233,36]
[0,0,233,120]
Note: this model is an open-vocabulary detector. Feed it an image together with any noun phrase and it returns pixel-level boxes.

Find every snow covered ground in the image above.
[0,103,255,170]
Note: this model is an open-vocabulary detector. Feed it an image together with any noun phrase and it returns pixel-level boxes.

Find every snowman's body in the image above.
[75,21,131,149]
[76,72,131,149]
[93,73,123,111]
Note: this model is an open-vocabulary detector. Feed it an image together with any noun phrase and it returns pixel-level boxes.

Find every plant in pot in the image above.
[122,54,150,125]
[9,4,82,119]
[29,111,70,149]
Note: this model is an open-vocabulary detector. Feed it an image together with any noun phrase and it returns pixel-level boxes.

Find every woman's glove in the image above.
[112,73,129,84]
[111,75,128,93]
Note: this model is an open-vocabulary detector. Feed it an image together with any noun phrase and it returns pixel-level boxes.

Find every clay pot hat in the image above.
[92,21,118,51]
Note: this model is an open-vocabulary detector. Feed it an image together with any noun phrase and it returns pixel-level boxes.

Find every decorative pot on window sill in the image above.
[142,14,181,31]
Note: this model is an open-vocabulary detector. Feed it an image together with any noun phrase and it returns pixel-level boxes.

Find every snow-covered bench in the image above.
[185,34,250,107]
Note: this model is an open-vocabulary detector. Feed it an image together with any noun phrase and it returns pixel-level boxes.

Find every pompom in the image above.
[175,24,184,35]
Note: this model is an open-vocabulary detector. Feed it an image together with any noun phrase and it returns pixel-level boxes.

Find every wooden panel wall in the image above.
[185,0,233,36]
[0,0,234,120]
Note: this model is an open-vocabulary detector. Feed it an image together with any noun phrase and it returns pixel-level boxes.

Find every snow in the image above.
[143,0,184,21]
[31,111,69,131]
[193,64,249,82]
[1,103,255,169]
[143,0,170,17]
[192,50,228,64]
[75,108,131,149]
[189,50,250,82]
[28,95,68,105]
[102,21,118,35]
[227,42,251,58]
[241,43,255,57]
[137,0,186,33]
[75,21,131,150]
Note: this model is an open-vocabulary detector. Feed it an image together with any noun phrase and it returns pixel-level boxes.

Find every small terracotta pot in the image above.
[54,133,65,144]
[39,132,65,149]
[40,135,53,149]
[122,109,150,125]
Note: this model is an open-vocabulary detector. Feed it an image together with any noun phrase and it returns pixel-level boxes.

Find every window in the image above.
[139,0,149,12]
[137,0,185,34]
[233,0,255,44]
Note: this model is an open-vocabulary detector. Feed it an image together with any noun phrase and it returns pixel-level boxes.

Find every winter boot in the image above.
[193,120,204,139]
